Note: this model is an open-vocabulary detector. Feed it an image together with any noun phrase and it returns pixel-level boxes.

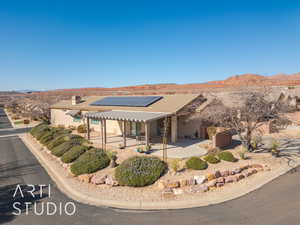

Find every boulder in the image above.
[166,181,180,189]
[105,175,119,186]
[230,171,236,175]
[237,174,245,180]
[173,188,184,195]
[91,174,107,185]
[207,179,217,188]
[232,175,240,182]
[187,178,196,186]
[225,176,234,183]
[215,170,222,178]
[216,182,224,187]
[179,179,188,187]
[234,168,242,174]
[194,175,206,185]
[190,184,209,193]
[251,164,263,171]
[220,170,230,177]
[77,174,92,183]
[206,173,215,181]
[216,177,225,183]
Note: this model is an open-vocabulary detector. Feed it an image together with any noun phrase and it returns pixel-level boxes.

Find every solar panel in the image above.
[90,96,163,107]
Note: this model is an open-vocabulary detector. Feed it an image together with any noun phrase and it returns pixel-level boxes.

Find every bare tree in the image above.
[199,91,292,152]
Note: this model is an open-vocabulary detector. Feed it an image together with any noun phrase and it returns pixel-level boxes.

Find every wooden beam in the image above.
[145,122,150,146]
[103,119,107,146]
[123,120,126,148]
[87,117,90,140]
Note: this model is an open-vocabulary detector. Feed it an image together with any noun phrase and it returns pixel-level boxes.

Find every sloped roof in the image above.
[51,94,201,114]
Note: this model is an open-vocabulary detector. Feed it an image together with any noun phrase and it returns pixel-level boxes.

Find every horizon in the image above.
[1,1,300,91]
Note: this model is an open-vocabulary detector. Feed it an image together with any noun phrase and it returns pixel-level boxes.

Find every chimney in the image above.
[71,96,82,105]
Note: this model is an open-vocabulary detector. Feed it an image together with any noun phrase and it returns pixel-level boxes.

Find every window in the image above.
[91,119,99,125]
[73,116,81,123]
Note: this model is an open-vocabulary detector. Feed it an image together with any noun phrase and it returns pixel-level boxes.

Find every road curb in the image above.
[20,134,300,210]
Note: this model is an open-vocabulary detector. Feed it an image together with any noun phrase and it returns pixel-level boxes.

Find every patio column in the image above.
[103,119,107,145]
[145,122,150,146]
[171,115,178,143]
[122,120,126,147]
[87,117,90,140]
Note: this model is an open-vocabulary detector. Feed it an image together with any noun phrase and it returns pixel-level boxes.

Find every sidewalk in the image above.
[20,133,300,210]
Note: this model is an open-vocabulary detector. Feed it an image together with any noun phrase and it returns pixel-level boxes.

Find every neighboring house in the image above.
[50,94,207,146]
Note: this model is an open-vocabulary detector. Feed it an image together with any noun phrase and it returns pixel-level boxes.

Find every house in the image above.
[50,94,207,147]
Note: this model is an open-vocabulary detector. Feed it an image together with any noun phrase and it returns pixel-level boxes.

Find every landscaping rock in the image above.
[214,170,222,178]
[230,170,236,175]
[173,188,184,195]
[105,175,119,186]
[91,174,107,185]
[220,170,230,177]
[225,176,234,183]
[166,181,180,189]
[206,173,215,181]
[77,174,92,183]
[232,175,240,182]
[157,180,167,190]
[251,164,263,171]
[187,178,196,186]
[207,179,216,188]
[190,184,208,193]
[216,182,224,187]
[216,177,225,183]
[234,168,242,174]
[194,175,206,185]
[237,174,245,180]
[179,179,188,187]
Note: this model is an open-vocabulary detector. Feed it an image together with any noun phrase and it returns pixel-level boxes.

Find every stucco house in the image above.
[50,94,207,147]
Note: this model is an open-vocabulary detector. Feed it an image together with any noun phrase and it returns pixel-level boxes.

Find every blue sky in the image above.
[1,0,300,91]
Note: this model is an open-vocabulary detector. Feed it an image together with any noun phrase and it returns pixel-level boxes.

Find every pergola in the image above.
[84,110,171,148]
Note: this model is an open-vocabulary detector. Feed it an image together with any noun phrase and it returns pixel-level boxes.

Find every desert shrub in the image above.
[207,126,217,140]
[51,141,79,157]
[106,150,117,160]
[203,154,220,164]
[61,145,90,163]
[186,157,208,170]
[47,134,84,150]
[30,123,49,137]
[70,148,110,176]
[77,124,87,133]
[218,151,238,162]
[115,156,166,187]
[39,128,71,145]
[12,115,20,120]
[170,159,180,172]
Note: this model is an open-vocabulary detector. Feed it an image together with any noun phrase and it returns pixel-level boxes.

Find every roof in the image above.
[85,110,170,122]
[51,94,201,114]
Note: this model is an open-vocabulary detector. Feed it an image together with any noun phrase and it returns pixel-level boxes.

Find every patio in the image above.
[88,133,209,159]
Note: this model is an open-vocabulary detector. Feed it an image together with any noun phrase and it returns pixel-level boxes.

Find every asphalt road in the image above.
[1,109,300,225]
[0,109,12,129]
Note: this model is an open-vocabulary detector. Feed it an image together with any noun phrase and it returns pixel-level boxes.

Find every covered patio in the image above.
[84,110,174,149]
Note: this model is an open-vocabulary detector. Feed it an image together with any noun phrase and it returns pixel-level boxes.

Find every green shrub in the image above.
[77,124,87,133]
[61,145,90,163]
[47,134,84,150]
[51,141,79,157]
[203,154,220,164]
[186,157,208,170]
[70,148,110,176]
[39,128,70,145]
[30,123,50,138]
[218,151,238,162]
[115,156,166,187]
[207,126,217,140]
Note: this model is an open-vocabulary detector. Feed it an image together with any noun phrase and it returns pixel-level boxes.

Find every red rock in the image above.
[214,170,222,178]
[207,179,217,187]
[216,182,224,187]
[216,177,225,183]
[91,174,107,185]
[225,176,234,183]
[220,170,230,177]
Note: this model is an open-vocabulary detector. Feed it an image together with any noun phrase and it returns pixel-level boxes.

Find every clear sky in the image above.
[1,0,300,91]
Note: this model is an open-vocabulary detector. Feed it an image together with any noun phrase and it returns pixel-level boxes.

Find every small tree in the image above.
[199,91,291,152]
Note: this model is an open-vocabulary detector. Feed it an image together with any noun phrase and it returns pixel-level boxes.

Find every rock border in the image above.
[20,133,300,210]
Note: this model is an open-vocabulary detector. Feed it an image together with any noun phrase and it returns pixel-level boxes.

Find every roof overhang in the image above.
[66,110,81,117]
[84,110,171,123]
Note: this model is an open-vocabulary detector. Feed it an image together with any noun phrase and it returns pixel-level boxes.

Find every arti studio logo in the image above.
[12,184,76,216]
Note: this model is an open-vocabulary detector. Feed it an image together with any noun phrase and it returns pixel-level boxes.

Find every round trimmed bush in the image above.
[30,123,49,137]
[203,154,220,164]
[61,145,89,163]
[51,141,79,157]
[186,157,208,170]
[47,134,84,150]
[218,151,238,162]
[115,156,166,187]
[70,148,110,176]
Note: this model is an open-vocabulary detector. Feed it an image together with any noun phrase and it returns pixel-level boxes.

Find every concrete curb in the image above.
[20,134,300,210]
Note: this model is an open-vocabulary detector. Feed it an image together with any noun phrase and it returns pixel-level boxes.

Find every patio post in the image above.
[100,119,104,150]
[145,122,150,146]
[122,120,126,148]
[103,119,107,145]
[87,117,90,140]
[171,115,178,143]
